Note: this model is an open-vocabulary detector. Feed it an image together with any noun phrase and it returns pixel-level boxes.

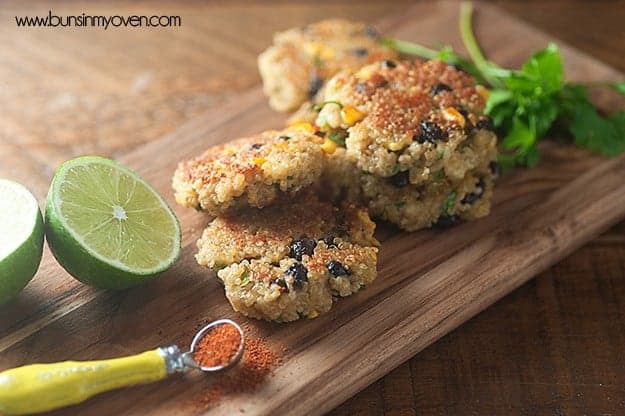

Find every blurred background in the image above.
[2,1,625,414]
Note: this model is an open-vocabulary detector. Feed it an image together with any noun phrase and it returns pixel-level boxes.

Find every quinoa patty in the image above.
[172,127,325,215]
[196,193,379,322]
[258,19,397,113]
[319,148,496,231]
[314,59,497,184]
[360,167,495,231]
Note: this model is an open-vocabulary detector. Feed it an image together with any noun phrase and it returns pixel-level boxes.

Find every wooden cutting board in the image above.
[1,2,624,415]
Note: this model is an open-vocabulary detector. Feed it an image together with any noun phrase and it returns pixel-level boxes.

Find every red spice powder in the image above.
[193,324,242,368]
[195,332,281,409]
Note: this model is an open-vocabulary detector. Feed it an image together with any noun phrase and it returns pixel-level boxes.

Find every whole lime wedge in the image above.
[0,179,44,304]
[45,157,181,289]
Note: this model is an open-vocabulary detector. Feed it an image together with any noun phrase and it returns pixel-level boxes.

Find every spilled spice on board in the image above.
[193,324,242,368]
[194,328,282,410]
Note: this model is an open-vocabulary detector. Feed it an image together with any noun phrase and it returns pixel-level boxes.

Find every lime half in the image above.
[45,157,181,289]
[0,179,44,304]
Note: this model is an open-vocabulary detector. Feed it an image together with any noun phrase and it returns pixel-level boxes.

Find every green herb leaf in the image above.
[441,191,457,215]
[327,130,347,147]
[500,118,532,151]
[483,44,565,166]
[518,43,563,94]
[560,84,625,157]
[498,118,538,167]
[485,89,513,112]
[432,170,445,181]
[237,270,250,286]
[484,89,515,128]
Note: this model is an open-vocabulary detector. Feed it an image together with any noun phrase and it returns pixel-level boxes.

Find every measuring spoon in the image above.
[0,318,245,415]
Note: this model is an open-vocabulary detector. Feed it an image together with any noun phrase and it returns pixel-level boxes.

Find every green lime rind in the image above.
[0,193,44,305]
[45,156,181,290]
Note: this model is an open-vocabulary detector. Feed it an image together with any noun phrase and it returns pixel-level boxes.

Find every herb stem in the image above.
[381,37,488,84]
[459,2,503,88]
[380,38,439,60]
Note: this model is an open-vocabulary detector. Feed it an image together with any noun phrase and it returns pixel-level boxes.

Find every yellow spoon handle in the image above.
[0,348,170,415]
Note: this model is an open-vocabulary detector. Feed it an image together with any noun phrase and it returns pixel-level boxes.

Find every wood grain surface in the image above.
[1,1,625,415]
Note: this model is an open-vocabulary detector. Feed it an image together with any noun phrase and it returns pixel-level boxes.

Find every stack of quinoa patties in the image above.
[173,19,498,322]
[173,125,380,323]
[258,19,498,232]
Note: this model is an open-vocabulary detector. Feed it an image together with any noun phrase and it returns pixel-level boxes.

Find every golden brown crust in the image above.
[315,60,496,182]
[172,128,325,215]
[196,192,378,268]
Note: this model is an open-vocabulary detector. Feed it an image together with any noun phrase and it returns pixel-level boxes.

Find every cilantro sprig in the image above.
[382,2,625,168]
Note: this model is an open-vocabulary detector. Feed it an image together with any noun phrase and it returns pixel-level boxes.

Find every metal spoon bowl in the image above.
[182,319,245,372]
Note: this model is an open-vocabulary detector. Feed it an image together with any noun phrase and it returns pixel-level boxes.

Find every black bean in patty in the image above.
[334,212,348,234]
[278,135,291,141]
[376,79,389,89]
[451,64,468,74]
[389,171,410,188]
[321,236,338,248]
[415,121,447,144]
[430,83,452,96]
[355,82,367,94]
[380,60,396,69]
[364,25,380,39]
[433,215,461,228]
[461,192,480,205]
[461,179,486,204]
[476,117,495,132]
[286,262,308,288]
[351,47,368,57]
[326,260,350,277]
[289,237,317,261]
[271,278,289,292]
[489,161,501,179]
[308,75,324,99]
[249,143,263,150]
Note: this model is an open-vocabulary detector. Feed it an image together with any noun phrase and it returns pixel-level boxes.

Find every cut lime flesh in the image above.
[45,157,181,289]
[0,179,44,304]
